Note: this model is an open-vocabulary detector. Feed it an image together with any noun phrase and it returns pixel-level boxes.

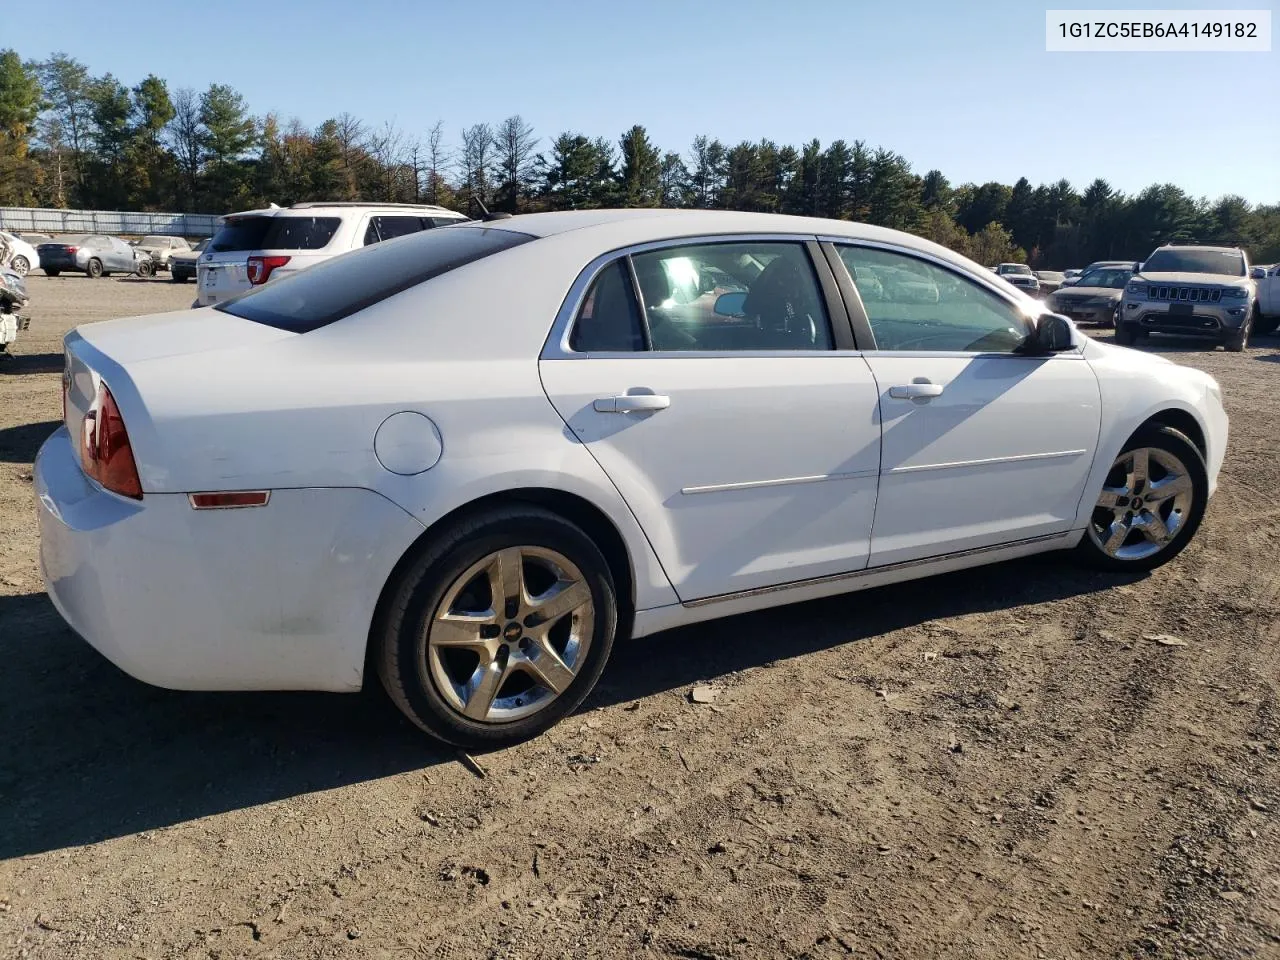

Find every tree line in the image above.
[1,49,1277,267]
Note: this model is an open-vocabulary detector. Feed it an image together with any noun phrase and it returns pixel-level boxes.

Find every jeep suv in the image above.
[1118,244,1257,352]
[194,202,469,306]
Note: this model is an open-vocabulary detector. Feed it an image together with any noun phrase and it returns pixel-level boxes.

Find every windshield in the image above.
[209,216,273,253]
[1142,249,1245,276]
[139,236,170,246]
[1074,268,1132,289]
[999,263,1032,275]
[216,225,533,333]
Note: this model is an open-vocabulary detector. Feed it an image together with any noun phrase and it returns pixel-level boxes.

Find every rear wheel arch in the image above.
[363,487,637,689]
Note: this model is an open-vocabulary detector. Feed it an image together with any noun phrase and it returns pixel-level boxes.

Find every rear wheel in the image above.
[1252,304,1277,337]
[86,258,103,279]
[172,271,189,283]
[377,505,618,749]
[1076,425,1207,572]
[9,255,28,276]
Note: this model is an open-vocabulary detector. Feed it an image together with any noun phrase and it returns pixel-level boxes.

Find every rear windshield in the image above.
[215,225,534,333]
[260,216,341,250]
[1142,249,1245,276]
[209,216,273,253]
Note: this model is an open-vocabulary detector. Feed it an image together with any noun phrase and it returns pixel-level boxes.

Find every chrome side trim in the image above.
[681,468,879,496]
[681,532,1070,608]
[887,449,1087,475]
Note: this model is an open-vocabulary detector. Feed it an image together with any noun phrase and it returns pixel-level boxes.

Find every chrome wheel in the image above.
[423,546,594,724]
[1088,447,1194,561]
[10,256,28,277]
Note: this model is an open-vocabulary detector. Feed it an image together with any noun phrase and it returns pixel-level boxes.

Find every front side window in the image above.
[839,246,1031,353]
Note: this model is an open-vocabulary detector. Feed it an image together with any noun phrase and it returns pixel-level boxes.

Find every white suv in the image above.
[194,202,469,306]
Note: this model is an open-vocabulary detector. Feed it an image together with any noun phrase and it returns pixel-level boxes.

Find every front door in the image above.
[539,239,883,603]
[832,243,1102,567]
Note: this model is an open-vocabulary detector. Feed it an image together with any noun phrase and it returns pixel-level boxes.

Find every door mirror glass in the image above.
[1022,313,1074,354]
[713,291,747,316]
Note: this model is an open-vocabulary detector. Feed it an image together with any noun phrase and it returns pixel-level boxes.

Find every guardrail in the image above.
[0,207,221,238]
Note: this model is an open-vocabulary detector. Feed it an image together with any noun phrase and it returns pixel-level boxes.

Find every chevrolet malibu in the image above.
[35,210,1228,749]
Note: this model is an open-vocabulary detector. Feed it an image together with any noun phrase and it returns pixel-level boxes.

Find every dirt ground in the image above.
[2,273,1279,960]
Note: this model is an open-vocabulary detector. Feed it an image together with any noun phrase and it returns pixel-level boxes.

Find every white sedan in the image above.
[2,231,40,276]
[35,210,1228,748]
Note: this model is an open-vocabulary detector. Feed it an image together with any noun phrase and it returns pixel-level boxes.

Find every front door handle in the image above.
[594,394,672,413]
[888,381,944,400]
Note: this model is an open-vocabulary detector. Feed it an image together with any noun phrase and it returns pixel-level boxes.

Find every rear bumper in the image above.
[35,428,425,692]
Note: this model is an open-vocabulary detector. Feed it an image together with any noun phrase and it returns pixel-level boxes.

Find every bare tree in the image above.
[460,122,494,212]
[494,115,537,212]
[333,112,366,198]
[166,87,203,210]
[366,120,407,201]
[425,121,449,205]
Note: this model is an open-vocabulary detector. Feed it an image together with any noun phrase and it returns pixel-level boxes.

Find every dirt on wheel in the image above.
[2,276,1279,959]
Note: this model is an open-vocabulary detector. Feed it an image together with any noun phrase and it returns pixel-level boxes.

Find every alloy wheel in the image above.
[1088,446,1194,561]
[423,546,595,723]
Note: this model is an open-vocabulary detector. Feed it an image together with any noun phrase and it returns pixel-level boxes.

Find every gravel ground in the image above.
[2,274,1279,959]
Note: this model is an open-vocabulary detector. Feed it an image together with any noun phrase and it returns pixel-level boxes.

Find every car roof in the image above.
[480,208,965,254]
[1153,244,1241,253]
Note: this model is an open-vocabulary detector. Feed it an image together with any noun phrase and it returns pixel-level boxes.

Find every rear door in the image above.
[539,237,883,603]
[197,215,274,305]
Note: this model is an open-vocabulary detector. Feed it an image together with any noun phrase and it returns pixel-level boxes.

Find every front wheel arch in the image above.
[362,488,636,691]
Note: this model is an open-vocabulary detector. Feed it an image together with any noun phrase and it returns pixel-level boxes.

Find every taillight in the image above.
[247,255,290,285]
[80,382,143,500]
[65,246,78,255]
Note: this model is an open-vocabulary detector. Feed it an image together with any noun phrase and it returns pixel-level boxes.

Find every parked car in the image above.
[36,209,1227,748]
[195,202,470,306]
[1062,268,1083,280]
[131,235,192,271]
[38,235,147,278]
[994,262,1040,295]
[1035,270,1066,295]
[0,268,31,356]
[1063,260,1136,286]
[0,230,40,277]
[168,238,209,283]
[1118,244,1256,351]
[1045,264,1136,327]
[1252,263,1279,335]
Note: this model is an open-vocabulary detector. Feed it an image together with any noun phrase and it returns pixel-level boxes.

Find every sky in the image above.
[6,0,1278,204]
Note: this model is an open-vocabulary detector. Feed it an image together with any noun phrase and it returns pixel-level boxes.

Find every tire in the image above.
[1076,424,1208,573]
[377,505,618,749]
[136,260,154,278]
[171,272,189,283]
[86,258,103,279]
[1115,323,1141,346]
[44,269,59,278]
[1223,312,1251,352]
[1252,305,1278,337]
[9,256,28,277]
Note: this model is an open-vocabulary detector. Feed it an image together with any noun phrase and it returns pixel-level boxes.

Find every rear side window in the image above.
[209,216,272,253]
[363,215,429,246]
[216,225,534,333]
[260,216,341,250]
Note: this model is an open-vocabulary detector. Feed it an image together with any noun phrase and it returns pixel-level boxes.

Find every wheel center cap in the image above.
[1130,497,1144,510]
[503,622,522,642]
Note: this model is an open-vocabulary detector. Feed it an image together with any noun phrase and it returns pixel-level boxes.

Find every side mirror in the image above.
[1250,266,1266,279]
[1020,313,1074,354]
[713,291,747,317]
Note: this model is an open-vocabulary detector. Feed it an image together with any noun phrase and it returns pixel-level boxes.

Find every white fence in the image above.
[0,207,221,238]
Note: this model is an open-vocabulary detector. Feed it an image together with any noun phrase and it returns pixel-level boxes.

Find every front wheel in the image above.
[86,258,103,279]
[1115,323,1144,346]
[1223,312,1251,352]
[9,256,28,276]
[136,260,154,278]
[1076,424,1208,572]
[377,505,618,749]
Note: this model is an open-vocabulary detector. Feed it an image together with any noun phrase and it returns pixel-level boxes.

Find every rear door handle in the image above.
[594,394,671,413]
[888,381,944,400]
